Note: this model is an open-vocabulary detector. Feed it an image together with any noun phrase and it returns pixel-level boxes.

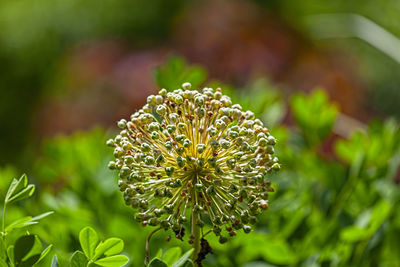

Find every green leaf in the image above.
[149,258,167,267]
[5,174,29,203]
[0,258,7,267]
[94,238,124,260]
[163,247,181,266]
[19,254,41,267]
[79,227,99,260]
[94,255,129,266]
[369,200,391,230]
[155,249,163,259]
[261,240,294,265]
[171,249,194,267]
[6,211,54,232]
[31,211,54,221]
[290,90,338,146]
[7,245,14,264]
[22,235,43,262]
[4,174,35,204]
[69,251,87,267]
[340,226,369,242]
[239,234,295,265]
[13,235,35,264]
[51,255,59,267]
[6,185,35,204]
[5,217,36,232]
[35,244,53,265]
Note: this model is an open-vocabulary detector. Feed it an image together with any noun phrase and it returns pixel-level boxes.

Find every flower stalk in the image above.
[191,214,201,265]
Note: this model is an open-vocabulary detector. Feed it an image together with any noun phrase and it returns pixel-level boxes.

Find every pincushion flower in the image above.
[107,82,280,262]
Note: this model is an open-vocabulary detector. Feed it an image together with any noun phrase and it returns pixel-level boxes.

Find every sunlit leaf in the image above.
[163,247,181,266]
[6,184,35,204]
[94,238,124,260]
[5,174,30,204]
[79,227,99,260]
[340,226,369,242]
[94,255,129,266]
[5,216,36,232]
[155,249,163,259]
[35,244,53,265]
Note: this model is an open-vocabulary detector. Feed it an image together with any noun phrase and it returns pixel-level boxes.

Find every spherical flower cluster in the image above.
[107,83,280,243]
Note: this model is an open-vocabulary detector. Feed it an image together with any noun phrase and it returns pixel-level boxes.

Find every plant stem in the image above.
[145,227,161,266]
[192,215,201,266]
[1,203,6,241]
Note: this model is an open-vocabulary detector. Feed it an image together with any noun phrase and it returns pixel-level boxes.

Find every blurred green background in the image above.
[1,0,400,266]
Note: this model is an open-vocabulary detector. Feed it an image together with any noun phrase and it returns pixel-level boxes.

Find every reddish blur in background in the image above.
[1,0,400,165]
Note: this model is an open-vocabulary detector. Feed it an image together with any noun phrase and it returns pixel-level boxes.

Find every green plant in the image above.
[53,226,129,267]
[290,89,338,146]
[148,247,194,267]
[1,57,399,267]
[0,174,53,266]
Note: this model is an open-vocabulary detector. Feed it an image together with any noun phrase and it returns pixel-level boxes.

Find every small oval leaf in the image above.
[163,247,181,266]
[69,251,87,267]
[94,255,129,267]
[94,238,124,260]
[79,227,99,260]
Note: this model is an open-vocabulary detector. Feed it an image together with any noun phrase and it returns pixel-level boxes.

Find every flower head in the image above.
[107,83,279,242]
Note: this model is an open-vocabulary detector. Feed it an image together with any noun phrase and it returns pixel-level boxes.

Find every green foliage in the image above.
[154,56,207,91]
[53,226,129,267]
[70,251,87,267]
[336,119,400,169]
[0,174,53,266]
[1,58,400,266]
[221,78,286,128]
[290,89,338,146]
[148,248,194,267]
[5,174,35,205]
[79,227,99,260]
